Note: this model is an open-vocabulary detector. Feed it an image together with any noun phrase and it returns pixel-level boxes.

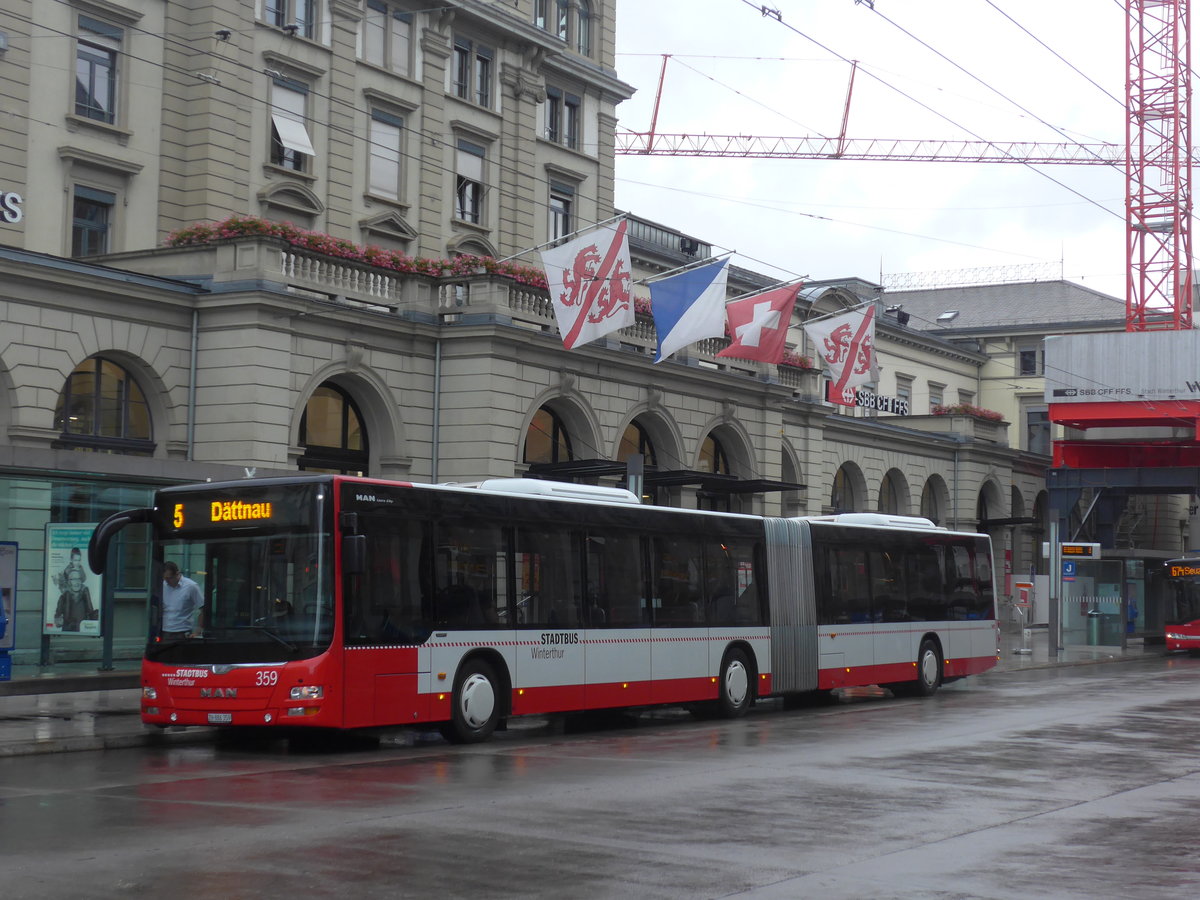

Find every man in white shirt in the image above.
[161,561,203,640]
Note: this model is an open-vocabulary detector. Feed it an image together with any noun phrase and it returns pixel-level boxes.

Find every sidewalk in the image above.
[991,623,1160,674]
[0,630,1164,757]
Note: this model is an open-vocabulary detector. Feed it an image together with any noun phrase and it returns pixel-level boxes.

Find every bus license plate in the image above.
[207,713,233,724]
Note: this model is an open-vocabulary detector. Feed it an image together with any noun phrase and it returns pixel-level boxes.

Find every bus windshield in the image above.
[147,482,334,665]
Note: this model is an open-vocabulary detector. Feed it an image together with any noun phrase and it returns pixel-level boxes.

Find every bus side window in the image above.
[947,544,978,621]
[432,521,507,628]
[703,538,761,626]
[869,546,907,623]
[652,535,704,626]
[586,530,643,627]
[829,546,871,624]
[515,525,582,628]
[348,519,431,644]
[906,546,946,623]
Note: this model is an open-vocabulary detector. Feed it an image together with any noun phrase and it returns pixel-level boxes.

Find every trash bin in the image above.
[1086,608,1101,645]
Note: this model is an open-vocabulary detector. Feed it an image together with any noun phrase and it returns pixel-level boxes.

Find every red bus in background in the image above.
[90,475,998,743]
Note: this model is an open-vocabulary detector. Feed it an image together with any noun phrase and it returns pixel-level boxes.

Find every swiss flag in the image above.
[717,284,802,363]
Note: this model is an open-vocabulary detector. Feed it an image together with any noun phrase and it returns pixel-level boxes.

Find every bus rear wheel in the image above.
[716,648,752,718]
[913,639,942,697]
[441,659,501,744]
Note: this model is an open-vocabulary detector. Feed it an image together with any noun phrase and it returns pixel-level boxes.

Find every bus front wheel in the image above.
[716,648,752,718]
[441,659,501,744]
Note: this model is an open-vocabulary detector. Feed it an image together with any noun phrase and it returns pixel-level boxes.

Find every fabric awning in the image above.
[271,113,315,156]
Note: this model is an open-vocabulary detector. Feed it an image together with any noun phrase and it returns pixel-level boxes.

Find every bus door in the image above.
[511,525,585,715]
[426,522,516,706]
[870,542,916,676]
[583,530,652,708]
[648,535,711,704]
[821,544,874,687]
[342,519,433,729]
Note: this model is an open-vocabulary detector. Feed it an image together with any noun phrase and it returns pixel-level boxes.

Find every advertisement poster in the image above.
[0,541,16,651]
[44,524,102,636]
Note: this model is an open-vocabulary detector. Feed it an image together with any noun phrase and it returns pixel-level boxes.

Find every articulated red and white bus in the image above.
[89,475,998,743]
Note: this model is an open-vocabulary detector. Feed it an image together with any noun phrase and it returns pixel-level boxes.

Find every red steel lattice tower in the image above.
[1126,0,1193,330]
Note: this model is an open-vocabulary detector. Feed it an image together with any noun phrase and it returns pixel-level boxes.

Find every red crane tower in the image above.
[1126,0,1192,332]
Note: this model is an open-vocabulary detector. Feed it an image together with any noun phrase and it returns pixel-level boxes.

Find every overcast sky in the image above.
[613,0,1129,299]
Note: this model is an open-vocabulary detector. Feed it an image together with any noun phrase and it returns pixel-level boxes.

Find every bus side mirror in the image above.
[89,507,153,574]
[342,534,366,575]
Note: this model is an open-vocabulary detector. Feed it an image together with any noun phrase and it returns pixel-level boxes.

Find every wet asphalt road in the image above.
[1,656,1198,900]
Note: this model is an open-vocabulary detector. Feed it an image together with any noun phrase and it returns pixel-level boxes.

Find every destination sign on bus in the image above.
[158,482,322,534]
[169,500,275,529]
[1166,558,1200,579]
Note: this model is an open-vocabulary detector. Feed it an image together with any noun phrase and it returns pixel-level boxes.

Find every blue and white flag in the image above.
[649,259,730,363]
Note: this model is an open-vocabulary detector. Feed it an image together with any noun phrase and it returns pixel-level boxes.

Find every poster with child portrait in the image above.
[43,524,102,636]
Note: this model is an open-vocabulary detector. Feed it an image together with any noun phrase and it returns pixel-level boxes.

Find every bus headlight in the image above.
[143,687,158,701]
[289,685,324,700]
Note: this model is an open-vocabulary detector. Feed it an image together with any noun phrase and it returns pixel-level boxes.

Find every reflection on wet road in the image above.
[2,656,1199,899]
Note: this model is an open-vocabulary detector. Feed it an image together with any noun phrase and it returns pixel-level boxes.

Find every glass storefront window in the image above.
[0,475,155,662]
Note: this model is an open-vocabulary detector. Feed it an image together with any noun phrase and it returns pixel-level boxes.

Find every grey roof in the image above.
[883,280,1125,333]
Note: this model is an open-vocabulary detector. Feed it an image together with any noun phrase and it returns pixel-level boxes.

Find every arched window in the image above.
[879,471,903,514]
[53,356,153,454]
[299,384,369,474]
[576,0,592,55]
[920,479,944,525]
[617,421,657,467]
[832,465,858,513]
[524,407,573,464]
[698,434,730,475]
[698,433,731,511]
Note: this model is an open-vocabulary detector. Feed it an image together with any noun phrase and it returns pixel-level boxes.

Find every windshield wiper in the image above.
[235,623,298,651]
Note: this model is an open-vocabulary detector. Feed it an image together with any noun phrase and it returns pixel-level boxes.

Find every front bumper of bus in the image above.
[141,664,337,728]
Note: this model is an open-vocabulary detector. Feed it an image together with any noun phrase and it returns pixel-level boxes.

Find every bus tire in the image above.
[914,639,942,697]
[716,648,752,718]
[441,659,501,744]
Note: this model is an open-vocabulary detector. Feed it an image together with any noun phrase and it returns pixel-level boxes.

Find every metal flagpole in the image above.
[723,276,808,305]
[636,251,735,287]
[799,296,875,325]
[495,213,627,264]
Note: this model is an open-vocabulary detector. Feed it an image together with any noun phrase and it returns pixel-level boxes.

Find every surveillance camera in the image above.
[282,22,299,35]
[215,28,232,40]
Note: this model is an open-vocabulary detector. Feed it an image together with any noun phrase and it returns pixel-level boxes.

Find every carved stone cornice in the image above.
[501,63,547,103]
